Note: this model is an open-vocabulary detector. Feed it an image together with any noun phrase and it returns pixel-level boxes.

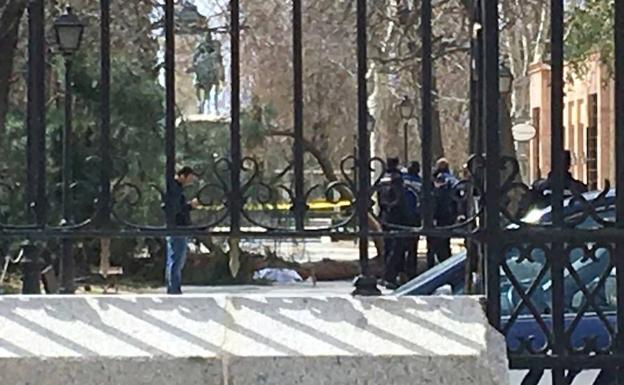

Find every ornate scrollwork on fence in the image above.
[238,154,358,232]
[500,239,618,357]
[563,242,615,355]
[239,157,295,231]
[111,157,234,231]
[502,243,553,355]
[192,157,232,230]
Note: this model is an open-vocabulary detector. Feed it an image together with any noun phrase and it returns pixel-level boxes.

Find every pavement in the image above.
[150,283,599,385]
[151,280,387,296]
[218,238,466,264]
[0,295,505,385]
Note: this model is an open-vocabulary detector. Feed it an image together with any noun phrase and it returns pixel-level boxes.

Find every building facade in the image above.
[528,57,614,189]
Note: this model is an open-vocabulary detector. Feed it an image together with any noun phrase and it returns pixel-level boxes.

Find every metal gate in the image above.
[2,0,624,383]
[477,1,624,384]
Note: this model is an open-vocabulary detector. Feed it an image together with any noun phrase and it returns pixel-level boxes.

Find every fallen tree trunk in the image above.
[184,244,417,284]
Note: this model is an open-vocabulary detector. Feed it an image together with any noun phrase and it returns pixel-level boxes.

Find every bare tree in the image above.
[500,0,550,122]
[0,0,27,151]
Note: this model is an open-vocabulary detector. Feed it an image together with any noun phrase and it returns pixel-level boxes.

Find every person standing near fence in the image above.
[403,161,422,278]
[164,166,199,294]
[427,158,458,265]
[379,157,402,263]
[379,165,409,289]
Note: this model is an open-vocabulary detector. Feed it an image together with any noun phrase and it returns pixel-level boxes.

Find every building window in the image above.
[587,94,598,190]
[532,107,541,180]
[576,100,584,180]
[567,101,575,156]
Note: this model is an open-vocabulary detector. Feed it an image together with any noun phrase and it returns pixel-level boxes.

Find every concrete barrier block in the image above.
[0,295,507,385]
[0,357,222,385]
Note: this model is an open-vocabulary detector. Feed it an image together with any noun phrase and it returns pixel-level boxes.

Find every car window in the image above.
[571,268,616,313]
[502,247,547,283]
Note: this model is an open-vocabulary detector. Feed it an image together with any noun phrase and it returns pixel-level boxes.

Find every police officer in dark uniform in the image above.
[427,158,458,265]
[379,157,409,288]
[403,161,422,278]
[379,157,401,262]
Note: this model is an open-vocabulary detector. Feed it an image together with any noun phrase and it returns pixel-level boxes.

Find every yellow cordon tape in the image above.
[196,199,352,212]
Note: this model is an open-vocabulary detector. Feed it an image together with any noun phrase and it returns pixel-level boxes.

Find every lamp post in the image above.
[499,62,515,159]
[367,112,377,181]
[54,7,84,294]
[399,96,415,163]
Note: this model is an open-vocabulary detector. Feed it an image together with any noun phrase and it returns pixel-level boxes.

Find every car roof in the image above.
[527,189,615,223]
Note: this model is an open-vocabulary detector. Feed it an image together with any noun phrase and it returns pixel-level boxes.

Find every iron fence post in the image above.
[20,242,41,295]
[466,0,482,294]
[469,0,482,157]
[421,0,434,271]
[614,0,624,381]
[292,0,306,232]
[98,0,111,228]
[353,0,380,296]
[550,1,566,383]
[483,0,501,329]
[60,57,75,293]
[164,0,176,229]
[230,0,242,236]
[23,0,46,294]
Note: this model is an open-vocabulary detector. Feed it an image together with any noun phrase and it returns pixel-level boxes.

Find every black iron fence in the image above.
[2,0,624,383]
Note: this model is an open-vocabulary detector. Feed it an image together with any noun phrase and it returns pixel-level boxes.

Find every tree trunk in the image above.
[0,0,27,151]
[410,62,445,166]
[431,74,445,161]
[374,68,403,162]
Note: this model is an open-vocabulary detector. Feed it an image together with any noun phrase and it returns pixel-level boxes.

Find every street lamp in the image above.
[54,7,84,294]
[54,7,84,55]
[499,62,513,95]
[399,95,415,163]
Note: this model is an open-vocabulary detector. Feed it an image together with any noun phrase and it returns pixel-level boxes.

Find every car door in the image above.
[503,207,616,353]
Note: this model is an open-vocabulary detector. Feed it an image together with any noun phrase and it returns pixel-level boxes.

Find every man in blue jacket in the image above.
[164,166,199,294]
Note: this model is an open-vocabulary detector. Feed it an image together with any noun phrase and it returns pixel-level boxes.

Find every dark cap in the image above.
[408,161,420,175]
[386,157,400,170]
[177,166,195,177]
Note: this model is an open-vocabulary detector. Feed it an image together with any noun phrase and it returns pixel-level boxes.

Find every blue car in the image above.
[396,190,618,353]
